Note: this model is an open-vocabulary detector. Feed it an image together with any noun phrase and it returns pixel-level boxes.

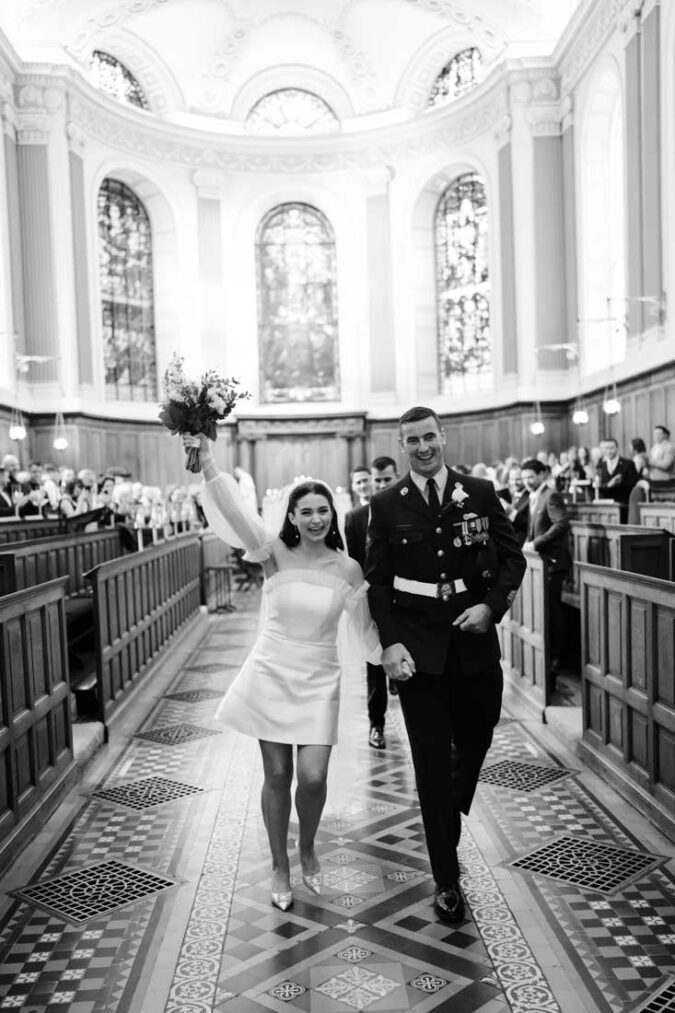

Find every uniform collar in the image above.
[409,464,448,501]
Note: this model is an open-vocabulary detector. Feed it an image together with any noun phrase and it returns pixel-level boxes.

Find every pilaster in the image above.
[364,167,395,397]
[193,169,225,360]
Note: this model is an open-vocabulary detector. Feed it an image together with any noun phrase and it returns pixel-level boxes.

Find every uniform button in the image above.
[442,594,450,602]
[437,549,444,557]
[435,527,442,534]
[440,572,447,579]
[402,538,407,544]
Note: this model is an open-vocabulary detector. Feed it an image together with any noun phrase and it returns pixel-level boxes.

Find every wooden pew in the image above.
[563,521,669,608]
[86,537,202,737]
[567,501,623,525]
[578,562,675,842]
[0,577,74,870]
[499,550,551,717]
[0,517,64,544]
[639,501,675,534]
[0,529,127,598]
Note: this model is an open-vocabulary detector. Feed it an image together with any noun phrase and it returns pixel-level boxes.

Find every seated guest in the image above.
[0,468,15,517]
[522,458,571,682]
[58,478,86,518]
[595,438,638,506]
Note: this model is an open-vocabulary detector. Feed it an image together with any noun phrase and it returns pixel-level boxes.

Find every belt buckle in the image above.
[437,581,453,598]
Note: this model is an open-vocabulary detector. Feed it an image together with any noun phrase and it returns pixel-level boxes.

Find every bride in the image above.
[182,433,381,911]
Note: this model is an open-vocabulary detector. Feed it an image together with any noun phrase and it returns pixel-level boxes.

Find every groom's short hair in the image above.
[399,406,442,432]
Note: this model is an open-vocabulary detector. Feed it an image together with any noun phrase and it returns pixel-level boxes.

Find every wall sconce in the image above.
[602,382,621,415]
[53,412,68,451]
[530,402,545,436]
[9,407,26,441]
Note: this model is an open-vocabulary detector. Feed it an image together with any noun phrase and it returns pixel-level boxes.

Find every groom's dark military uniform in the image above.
[365,469,525,888]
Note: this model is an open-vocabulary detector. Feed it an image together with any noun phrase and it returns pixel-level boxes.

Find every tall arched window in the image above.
[256,204,339,403]
[98,179,157,401]
[580,65,626,374]
[428,48,484,107]
[89,51,148,110]
[435,173,491,393]
[246,90,339,134]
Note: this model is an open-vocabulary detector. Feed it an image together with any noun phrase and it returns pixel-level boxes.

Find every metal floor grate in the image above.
[163,689,224,703]
[632,978,675,1012]
[135,723,222,746]
[510,835,664,894]
[92,775,204,810]
[11,859,177,924]
[480,759,575,792]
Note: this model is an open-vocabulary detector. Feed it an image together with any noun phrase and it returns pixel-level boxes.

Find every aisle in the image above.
[0,597,673,1013]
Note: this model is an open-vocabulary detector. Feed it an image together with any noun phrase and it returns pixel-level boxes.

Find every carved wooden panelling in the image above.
[8,620,26,714]
[584,585,602,668]
[607,591,624,680]
[656,607,675,706]
[629,599,648,691]
[15,732,32,799]
[585,681,603,736]
[607,696,624,751]
[656,726,675,792]
[629,709,648,771]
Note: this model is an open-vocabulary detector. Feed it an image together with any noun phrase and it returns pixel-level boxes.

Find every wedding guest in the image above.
[0,468,15,517]
[349,465,372,508]
[183,431,381,913]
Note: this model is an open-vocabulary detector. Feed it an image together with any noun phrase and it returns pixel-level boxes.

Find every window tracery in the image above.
[428,47,484,106]
[435,173,491,392]
[245,89,339,134]
[256,204,339,403]
[89,51,148,110]
[98,179,157,402]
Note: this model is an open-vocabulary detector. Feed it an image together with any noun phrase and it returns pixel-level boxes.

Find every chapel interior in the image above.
[0,2,673,1012]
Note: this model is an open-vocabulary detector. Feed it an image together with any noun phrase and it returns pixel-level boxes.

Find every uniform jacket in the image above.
[344,503,369,569]
[528,486,572,573]
[365,469,526,676]
[596,456,638,504]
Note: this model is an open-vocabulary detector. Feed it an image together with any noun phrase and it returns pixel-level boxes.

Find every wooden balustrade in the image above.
[579,562,675,841]
[499,550,550,716]
[563,521,669,608]
[0,529,126,598]
[567,501,623,525]
[0,517,64,545]
[86,537,202,735]
[0,577,74,868]
[639,502,675,534]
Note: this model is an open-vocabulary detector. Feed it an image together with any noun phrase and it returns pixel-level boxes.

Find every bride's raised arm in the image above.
[183,434,272,558]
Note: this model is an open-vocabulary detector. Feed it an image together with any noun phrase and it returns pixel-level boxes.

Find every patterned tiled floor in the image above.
[0,592,673,1013]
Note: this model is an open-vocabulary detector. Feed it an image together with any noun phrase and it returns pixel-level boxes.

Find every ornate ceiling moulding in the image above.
[559,0,625,96]
[66,71,508,173]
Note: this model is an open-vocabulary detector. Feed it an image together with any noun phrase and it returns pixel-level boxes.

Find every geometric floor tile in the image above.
[632,977,675,1011]
[510,835,666,894]
[163,689,225,703]
[134,723,222,746]
[10,860,177,924]
[91,776,205,810]
[479,759,576,792]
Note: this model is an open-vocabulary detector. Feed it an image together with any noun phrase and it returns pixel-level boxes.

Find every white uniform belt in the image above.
[393,576,467,598]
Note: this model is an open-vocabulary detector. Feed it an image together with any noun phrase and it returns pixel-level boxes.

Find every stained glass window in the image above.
[256,204,339,403]
[245,90,339,134]
[98,179,157,402]
[89,51,148,110]
[435,173,491,393]
[428,47,484,107]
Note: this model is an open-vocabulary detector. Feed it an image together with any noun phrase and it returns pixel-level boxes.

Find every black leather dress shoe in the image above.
[369,725,385,749]
[434,883,465,924]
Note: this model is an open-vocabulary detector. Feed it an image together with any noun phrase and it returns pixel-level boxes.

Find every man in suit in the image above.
[0,468,15,517]
[345,455,398,748]
[521,458,571,680]
[349,465,372,509]
[366,406,526,924]
[505,465,529,546]
[596,438,638,507]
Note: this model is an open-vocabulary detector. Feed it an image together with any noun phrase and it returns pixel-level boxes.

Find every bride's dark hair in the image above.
[279,480,344,551]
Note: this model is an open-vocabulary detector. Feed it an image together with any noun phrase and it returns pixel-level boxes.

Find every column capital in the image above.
[527,105,562,137]
[363,165,395,196]
[15,83,64,144]
[66,120,87,155]
[493,113,511,148]
[192,169,225,199]
[560,93,574,132]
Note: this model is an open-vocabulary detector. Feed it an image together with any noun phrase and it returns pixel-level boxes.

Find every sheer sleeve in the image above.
[202,470,274,561]
[338,581,382,668]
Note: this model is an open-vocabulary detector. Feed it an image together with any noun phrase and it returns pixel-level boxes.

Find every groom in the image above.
[365,406,526,923]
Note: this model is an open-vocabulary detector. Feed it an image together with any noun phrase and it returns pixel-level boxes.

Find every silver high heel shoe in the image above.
[271,889,293,911]
[301,872,321,895]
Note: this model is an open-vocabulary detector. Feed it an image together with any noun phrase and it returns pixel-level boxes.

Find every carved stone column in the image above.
[1,78,24,361]
[67,121,93,385]
[494,113,517,376]
[364,167,396,397]
[193,170,225,359]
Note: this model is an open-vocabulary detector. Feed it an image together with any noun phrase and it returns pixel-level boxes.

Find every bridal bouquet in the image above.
[158,354,251,472]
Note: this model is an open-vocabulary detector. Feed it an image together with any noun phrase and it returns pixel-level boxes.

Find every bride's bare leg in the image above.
[296,744,331,875]
[259,740,294,891]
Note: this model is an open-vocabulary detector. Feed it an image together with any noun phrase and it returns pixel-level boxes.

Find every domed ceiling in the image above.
[1,0,583,122]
